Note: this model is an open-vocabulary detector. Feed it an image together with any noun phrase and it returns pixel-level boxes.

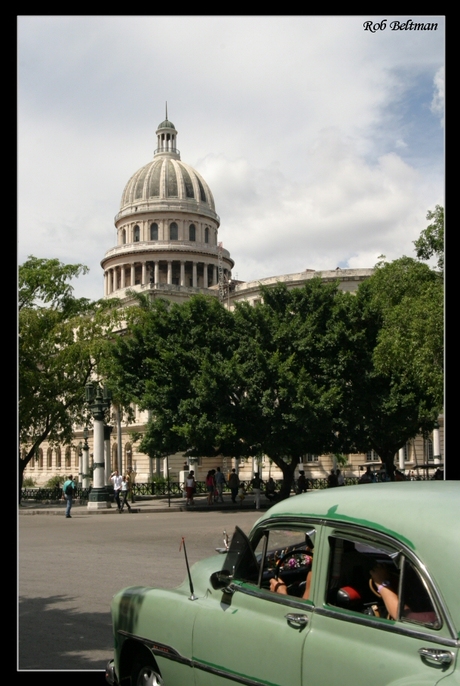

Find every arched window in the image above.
[150,223,158,240]
[204,227,209,243]
[189,224,196,241]
[121,228,126,244]
[125,442,133,471]
[56,447,61,469]
[133,225,140,242]
[170,222,178,241]
[74,447,79,468]
[65,446,71,468]
[47,448,52,469]
[38,448,43,469]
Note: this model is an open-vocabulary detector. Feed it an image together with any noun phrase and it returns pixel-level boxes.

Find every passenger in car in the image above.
[369,563,438,625]
[269,570,312,600]
[369,564,399,619]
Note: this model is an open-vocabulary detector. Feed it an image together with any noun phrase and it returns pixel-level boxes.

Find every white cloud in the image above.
[18,16,445,299]
[431,66,445,127]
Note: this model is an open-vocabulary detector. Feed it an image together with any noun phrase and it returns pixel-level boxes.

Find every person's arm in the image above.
[370,565,399,620]
[269,578,288,595]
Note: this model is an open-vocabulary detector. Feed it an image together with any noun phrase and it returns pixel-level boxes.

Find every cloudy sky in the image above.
[18,16,445,300]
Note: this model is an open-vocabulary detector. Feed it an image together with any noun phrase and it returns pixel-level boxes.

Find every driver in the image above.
[269,569,312,600]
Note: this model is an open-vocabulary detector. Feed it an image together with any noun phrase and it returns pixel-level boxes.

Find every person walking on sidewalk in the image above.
[185,471,196,506]
[111,470,123,511]
[120,475,132,512]
[62,475,75,518]
[228,469,240,504]
[206,470,215,506]
[251,472,263,510]
[214,467,226,503]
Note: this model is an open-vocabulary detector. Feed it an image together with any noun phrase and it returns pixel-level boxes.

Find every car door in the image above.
[192,523,318,686]
[302,525,458,686]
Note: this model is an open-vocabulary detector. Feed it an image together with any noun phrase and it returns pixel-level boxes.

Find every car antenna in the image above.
[180,537,198,601]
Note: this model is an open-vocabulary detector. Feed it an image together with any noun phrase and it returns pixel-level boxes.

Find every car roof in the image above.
[258,482,460,629]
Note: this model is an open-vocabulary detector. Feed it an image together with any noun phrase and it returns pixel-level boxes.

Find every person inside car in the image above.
[270,570,312,600]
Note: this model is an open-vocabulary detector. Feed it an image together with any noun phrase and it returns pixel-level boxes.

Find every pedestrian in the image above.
[111,470,123,511]
[327,469,338,488]
[211,469,219,503]
[228,469,240,504]
[265,477,278,502]
[336,469,345,486]
[251,472,263,510]
[128,468,136,503]
[185,471,195,506]
[205,470,215,506]
[297,470,307,493]
[62,474,75,518]
[120,475,132,512]
[358,466,374,484]
[214,466,226,503]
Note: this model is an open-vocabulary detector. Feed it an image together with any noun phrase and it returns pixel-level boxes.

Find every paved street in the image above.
[18,506,262,672]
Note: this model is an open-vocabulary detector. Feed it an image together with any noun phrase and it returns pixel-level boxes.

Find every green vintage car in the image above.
[106,482,460,686]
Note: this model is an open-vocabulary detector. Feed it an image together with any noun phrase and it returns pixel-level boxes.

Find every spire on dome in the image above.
[155,108,180,158]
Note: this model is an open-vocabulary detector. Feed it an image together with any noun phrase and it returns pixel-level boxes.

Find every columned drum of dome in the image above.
[101,116,234,303]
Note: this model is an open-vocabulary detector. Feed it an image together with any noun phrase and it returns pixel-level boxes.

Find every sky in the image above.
[18,16,445,300]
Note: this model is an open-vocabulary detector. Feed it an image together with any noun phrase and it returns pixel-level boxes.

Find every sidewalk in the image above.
[18,493,275,515]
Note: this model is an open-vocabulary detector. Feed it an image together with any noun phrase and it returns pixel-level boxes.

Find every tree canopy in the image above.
[413,205,444,273]
[19,256,119,496]
[105,281,362,498]
[352,255,443,476]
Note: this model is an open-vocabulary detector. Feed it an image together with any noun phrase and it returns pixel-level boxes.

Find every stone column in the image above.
[398,448,405,471]
[120,265,126,289]
[192,262,197,288]
[113,268,118,292]
[142,261,147,285]
[213,265,217,285]
[433,424,441,464]
[180,261,185,286]
[167,261,172,285]
[154,261,159,284]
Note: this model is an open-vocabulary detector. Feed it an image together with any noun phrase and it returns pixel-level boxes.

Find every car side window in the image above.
[326,535,441,629]
[253,527,316,600]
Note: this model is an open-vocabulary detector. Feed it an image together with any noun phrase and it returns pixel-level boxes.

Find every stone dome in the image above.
[115,117,218,225]
[119,158,216,213]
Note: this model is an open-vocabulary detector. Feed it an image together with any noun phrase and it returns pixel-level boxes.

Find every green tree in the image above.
[106,282,360,499]
[413,205,444,273]
[19,256,119,499]
[353,256,443,477]
[104,294,238,461]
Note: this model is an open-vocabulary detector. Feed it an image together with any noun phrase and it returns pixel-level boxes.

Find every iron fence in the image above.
[20,473,433,501]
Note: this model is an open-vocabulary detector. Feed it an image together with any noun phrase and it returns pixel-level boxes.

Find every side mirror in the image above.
[210,569,233,590]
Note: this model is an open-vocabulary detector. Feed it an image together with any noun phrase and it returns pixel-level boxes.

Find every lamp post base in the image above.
[87,487,111,509]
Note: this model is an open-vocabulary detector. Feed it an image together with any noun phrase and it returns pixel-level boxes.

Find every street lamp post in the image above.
[82,427,90,489]
[432,421,441,465]
[85,381,112,510]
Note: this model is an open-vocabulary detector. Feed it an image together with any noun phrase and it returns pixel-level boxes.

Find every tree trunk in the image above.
[272,458,298,501]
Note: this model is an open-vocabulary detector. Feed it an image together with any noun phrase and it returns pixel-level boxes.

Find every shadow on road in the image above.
[19,594,112,671]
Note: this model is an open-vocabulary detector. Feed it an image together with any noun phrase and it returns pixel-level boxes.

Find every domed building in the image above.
[101,117,234,303]
[21,113,443,490]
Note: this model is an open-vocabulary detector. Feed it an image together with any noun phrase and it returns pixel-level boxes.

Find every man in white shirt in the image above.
[111,470,123,511]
